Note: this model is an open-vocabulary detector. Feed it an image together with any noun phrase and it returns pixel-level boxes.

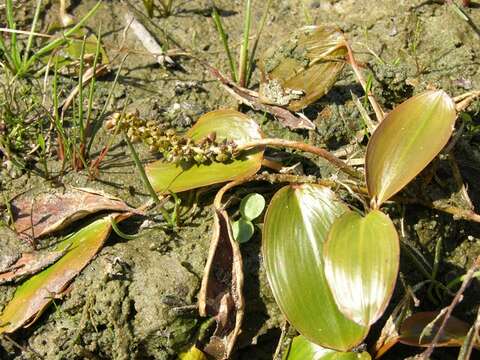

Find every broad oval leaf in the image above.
[366,90,456,207]
[232,218,255,243]
[0,214,119,333]
[399,311,472,347]
[240,193,265,221]
[285,335,372,360]
[324,210,399,327]
[263,184,368,351]
[146,110,264,193]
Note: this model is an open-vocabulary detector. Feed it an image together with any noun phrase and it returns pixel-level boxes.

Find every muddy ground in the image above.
[1,0,480,359]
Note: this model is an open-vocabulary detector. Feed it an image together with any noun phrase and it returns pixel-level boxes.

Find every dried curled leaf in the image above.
[11,186,137,239]
[259,25,347,111]
[399,311,473,348]
[198,209,244,359]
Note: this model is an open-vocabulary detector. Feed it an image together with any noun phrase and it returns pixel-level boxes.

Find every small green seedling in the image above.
[232,193,265,243]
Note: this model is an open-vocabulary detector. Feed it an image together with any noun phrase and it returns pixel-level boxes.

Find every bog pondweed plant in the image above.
[105,111,239,165]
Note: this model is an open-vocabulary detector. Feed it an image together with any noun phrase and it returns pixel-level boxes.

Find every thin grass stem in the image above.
[124,132,161,205]
[238,0,252,87]
[246,0,271,86]
[23,0,42,66]
[211,5,238,82]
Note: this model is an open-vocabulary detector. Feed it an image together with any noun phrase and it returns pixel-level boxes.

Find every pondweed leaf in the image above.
[366,90,456,207]
[324,210,399,327]
[284,335,372,360]
[399,311,473,348]
[263,184,368,351]
[146,110,264,194]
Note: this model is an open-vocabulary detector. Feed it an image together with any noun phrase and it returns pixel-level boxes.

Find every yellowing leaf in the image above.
[263,184,368,351]
[366,90,456,207]
[146,110,264,194]
[324,210,399,327]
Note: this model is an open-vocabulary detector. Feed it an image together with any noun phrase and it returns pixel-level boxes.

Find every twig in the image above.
[420,256,480,359]
[124,12,174,67]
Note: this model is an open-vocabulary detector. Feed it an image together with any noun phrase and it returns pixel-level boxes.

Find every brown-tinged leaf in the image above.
[0,213,130,334]
[399,311,472,348]
[198,209,244,359]
[0,249,67,284]
[259,25,347,112]
[11,186,137,239]
[366,90,456,207]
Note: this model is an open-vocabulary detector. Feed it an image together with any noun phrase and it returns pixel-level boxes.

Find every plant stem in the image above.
[78,37,87,150]
[246,0,272,86]
[124,132,161,205]
[238,0,252,87]
[211,5,238,82]
[6,0,21,69]
[84,27,102,160]
[23,0,42,66]
[236,138,363,179]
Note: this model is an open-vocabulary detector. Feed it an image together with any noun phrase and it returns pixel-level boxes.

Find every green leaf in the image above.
[285,335,372,360]
[366,90,456,207]
[324,210,399,327]
[0,214,117,334]
[146,110,264,194]
[263,184,368,351]
[399,311,472,347]
[232,218,255,243]
[240,193,265,220]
